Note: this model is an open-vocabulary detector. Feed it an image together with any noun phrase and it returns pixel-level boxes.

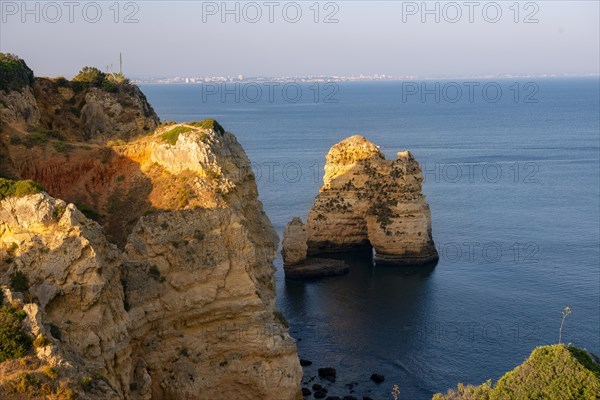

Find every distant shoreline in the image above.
[134,75,600,85]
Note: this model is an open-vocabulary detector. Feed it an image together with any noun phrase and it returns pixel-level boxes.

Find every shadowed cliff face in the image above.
[0,59,302,400]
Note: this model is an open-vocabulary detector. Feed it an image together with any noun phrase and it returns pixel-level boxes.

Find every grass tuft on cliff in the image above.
[433,344,600,400]
[0,53,34,91]
[187,118,225,134]
[161,126,194,145]
[0,178,44,201]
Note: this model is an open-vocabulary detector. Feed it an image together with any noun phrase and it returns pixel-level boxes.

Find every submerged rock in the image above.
[284,257,349,279]
[319,367,337,382]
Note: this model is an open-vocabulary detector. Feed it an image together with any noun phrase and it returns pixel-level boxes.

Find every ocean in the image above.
[140,78,600,399]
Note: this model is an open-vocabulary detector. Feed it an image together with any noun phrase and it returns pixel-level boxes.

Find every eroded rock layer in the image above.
[0,55,301,400]
[284,135,438,268]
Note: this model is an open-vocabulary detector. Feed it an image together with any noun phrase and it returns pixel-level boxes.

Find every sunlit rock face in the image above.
[283,135,438,268]
[1,56,302,398]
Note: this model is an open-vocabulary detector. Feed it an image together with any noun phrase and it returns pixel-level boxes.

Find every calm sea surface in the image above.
[140,79,600,399]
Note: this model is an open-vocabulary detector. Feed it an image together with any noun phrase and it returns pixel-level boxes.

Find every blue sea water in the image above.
[140,78,600,400]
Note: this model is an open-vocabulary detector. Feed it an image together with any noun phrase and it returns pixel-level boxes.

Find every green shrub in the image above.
[24,132,49,148]
[0,289,4,306]
[73,66,105,86]
[42,366,58,380]
[0,53,34,91]
[569,346,600,379]
[52,204,66,219]
[9,271,29,292]
[107,139,126,147]
[9,135,22,145]
[0,178,44,200]
[54,76,69,87]
[187,118,225,134]
[7,242,18,255]
[102,78,119,93]
[433,381,492,400]
[161,126,193,145]
[33,334,50,348]
[8,372,41,394]
[80,376,94,391]
[52,141,74,153]
[435,345,600,400]
[46,130,66,141]
[0,305,32,362]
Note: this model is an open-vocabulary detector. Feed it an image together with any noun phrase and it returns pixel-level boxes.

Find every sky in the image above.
[1,1,599,78]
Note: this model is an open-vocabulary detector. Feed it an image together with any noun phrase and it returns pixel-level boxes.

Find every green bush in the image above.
[54,76,69,87]
[0,178,44,200]
[81,376,94,392]
[187,118,225,134]
[0,305,32,362]
[72,66,130,93]
[161,126,193,145]
[9,271,29,292]
[435,345,600,400]
[33,334,50,348]
[7,242,18,255]
[102,78,119,93]
[42,366,58,380]
[52,141,74,153]
[0,53,34,92]
[73,66,105,86]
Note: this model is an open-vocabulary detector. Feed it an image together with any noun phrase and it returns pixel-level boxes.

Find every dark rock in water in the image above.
[300,358,313,366]
[302,387,312,396]
[343,396,358,400]
[326,396,342,400]
[312,383,324,392]
[314,390,327,399]
[362,397,374,400]
[370,374,385,383]
[319,367,337,382]
[285,257,349,279]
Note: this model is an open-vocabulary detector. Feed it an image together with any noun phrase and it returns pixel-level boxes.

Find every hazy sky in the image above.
[1,1,599,78]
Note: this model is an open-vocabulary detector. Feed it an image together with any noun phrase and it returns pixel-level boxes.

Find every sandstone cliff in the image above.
[0,55,301,400]
[283,135,438,272]
[0,54,158,143]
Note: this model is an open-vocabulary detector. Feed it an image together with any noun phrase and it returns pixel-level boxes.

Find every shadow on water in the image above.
[282,252,440,398]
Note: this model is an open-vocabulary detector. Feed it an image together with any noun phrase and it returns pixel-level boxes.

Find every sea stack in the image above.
[283,135,438,274]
